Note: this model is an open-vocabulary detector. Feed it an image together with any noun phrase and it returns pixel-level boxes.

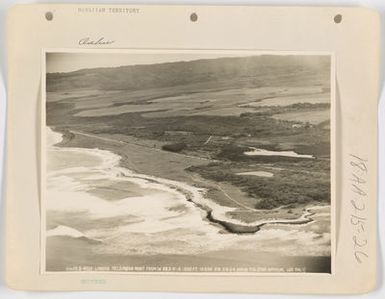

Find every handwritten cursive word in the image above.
[349,154,369,264]
[79,37,115,46]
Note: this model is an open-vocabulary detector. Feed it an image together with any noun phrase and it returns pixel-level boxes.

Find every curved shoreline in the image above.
[118,166,321,235]
[49,127,325,235]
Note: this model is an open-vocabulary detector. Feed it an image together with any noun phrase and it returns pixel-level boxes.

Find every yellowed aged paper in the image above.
[5,4,379,294]
[41,49,335,276]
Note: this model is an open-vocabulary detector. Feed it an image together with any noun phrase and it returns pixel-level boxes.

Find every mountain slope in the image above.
[46,55,331,92]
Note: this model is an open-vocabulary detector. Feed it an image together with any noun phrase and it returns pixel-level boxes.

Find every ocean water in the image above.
[45,127,331,270]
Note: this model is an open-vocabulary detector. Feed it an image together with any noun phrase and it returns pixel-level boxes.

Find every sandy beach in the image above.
[45,127,331,272]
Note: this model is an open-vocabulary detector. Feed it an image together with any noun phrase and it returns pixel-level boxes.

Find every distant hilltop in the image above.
[46,55,331,92]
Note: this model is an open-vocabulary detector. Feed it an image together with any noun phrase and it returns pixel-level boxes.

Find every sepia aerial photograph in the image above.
[44,50,333,273]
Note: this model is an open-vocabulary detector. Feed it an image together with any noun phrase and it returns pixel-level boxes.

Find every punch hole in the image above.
[190,13,198,22]
[45,11,53,21]
[334,14,342,24]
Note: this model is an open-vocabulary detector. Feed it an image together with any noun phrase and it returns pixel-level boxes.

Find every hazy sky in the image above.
[46,52,257,73]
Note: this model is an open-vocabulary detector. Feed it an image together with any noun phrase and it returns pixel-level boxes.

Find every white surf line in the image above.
[46,225,102,242]
[70,130,217,162]
[46,225,85,238]
[63,129,323,231]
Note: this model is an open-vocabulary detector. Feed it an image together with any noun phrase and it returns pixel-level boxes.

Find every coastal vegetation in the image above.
[46,54,331,221]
